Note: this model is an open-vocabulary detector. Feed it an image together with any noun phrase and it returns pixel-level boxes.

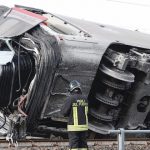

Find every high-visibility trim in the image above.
[67,125,88,131]
[85,106,88,125]
[73,106,78,125]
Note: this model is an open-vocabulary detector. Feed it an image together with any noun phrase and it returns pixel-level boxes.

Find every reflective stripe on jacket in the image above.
[61,94,88,131]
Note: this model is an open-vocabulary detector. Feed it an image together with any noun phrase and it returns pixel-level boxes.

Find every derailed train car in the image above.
[0,5,150,139]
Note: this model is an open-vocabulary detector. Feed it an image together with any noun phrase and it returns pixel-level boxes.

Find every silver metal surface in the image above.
[0,112,9,136]
[0,51,14,65]
[118,128,125,150]
[109,128,150,150]
[100,64,135,82]
[109,129,150,134]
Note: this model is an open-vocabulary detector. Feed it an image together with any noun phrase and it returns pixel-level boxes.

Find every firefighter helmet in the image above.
[69,80,81,92]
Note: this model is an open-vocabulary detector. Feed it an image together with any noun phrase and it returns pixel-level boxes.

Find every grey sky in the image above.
[0,0,150,34]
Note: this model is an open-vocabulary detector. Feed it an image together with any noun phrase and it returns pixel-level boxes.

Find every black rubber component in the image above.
[0,53,34,108]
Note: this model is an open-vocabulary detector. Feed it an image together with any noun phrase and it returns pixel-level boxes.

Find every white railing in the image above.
[109,128,150,150]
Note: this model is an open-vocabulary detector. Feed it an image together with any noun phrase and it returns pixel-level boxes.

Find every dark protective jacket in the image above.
[61,93,88,131]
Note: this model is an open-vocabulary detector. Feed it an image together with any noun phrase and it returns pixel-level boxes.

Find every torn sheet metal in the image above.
[0,51,14,65]
[0,7,47,38]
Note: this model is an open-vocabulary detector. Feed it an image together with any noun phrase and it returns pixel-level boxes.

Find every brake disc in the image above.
[88,119,114,135]
[95,93,119,107]
[99,64,135,82]
[100,76,131,90]
[89,108,113,122]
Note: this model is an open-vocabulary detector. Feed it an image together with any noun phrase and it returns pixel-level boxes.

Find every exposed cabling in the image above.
[0,110,6,129]
[0,39,35,109]
[16,41,21,92]
[24,26,61,132]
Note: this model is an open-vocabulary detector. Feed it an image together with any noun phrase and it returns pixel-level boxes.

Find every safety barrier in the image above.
[109,128,150,150]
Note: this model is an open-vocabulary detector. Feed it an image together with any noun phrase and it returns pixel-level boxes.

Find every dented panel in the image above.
[0,7,47,37]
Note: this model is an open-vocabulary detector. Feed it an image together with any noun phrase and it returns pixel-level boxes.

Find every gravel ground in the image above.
[4,145,150,150]
[1,141,150,150]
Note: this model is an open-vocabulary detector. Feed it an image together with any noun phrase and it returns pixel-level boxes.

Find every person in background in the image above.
[61,80,88,150]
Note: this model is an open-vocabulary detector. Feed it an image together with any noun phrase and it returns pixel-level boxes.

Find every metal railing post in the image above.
[109,129,150,150]
[118,128,125,150]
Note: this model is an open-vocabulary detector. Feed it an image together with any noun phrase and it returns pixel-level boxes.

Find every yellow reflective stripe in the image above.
[85,106,88,125]
[67,125,88,131]
[73,106,78,125]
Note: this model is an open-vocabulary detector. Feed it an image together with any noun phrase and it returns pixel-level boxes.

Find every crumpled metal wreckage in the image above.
[0,5,150,143]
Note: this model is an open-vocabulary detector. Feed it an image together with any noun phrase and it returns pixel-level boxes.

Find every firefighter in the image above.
[61,80,88,150]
